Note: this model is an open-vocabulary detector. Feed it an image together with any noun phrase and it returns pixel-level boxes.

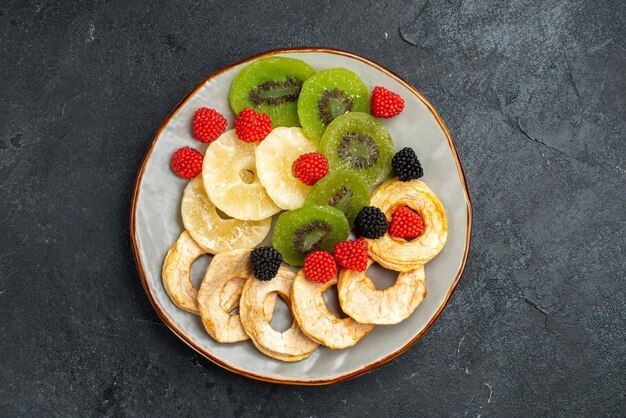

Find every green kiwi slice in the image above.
[229,57,316,127]
[320,112,394,185]
[272,204,350,266]
[297,68,370,141]
[305,170,371,228]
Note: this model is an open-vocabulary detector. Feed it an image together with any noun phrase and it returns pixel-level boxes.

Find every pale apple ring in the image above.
[292,269,374,349]
[240,267,319,362]
[161,231,207,315]
[337,259,427,325]
[197,249,276,343]
[366,179,447,272]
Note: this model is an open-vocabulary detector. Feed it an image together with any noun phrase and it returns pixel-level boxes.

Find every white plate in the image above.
[130,48,472,385]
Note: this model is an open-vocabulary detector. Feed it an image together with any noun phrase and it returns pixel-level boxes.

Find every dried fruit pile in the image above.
[162,56,447,361]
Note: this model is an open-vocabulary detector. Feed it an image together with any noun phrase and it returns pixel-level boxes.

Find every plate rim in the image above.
[129,47,473,385]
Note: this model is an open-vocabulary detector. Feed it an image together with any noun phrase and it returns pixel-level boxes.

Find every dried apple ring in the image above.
[366,179,447,272]
[162,231,207,315]
[197,249,276,343]
[337,258,427,325]
[239,267,319,362]
[292,270,374,349]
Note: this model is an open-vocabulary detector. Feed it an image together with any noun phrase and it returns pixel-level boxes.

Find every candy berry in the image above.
[192,107,227,143]
[392,147,424,181]
[304,251,337,283]
[371,86,405,118]
[171,146,203,179]
[354,206,389,239]
[235,108,272,142]
[293,152,329,186]
[389,207,425,239]
[250,246,283,281]
[334,238,368,272]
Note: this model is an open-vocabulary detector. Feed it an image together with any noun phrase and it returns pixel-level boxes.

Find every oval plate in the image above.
[130,48,472,385]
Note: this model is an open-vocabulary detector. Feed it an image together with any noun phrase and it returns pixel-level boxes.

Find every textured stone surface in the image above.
[0,0,624,416]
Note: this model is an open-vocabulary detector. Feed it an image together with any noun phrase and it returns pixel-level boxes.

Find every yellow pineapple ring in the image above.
[181,176,271,254]
[366,179,447,272]
[239,267,319,362]
[161,231,206,315]
[202,129,280,221]
[337,259,427,325]
[255,127,318,210]
[291,269,374,349]
[197,249,276,343]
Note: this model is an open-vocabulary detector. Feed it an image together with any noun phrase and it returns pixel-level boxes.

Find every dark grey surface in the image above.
[1,0,624,416]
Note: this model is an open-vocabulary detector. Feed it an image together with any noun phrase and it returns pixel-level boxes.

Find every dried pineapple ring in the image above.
[162,231,206,315]
[292,270,374,349]
[202,129,281,221]
[240,267,319,362]
[197,249,276,343]
[366,179,447,272]
[255,127,318,210]
[181,176,272,254]
[337,258,427,325]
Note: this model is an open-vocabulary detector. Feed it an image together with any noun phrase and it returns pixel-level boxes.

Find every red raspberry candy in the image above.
[171,146,203,179]
[334,238,368,272]
[234,108,272,142]
[304,251,337,283]
[389,206,425,238]
[371,86,405,118]
[293,153,329,186]
[192,107,227,143]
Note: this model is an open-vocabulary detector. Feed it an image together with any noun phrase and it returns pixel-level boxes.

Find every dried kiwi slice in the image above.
[297,68,370,141]
[320,112,393,186]
[305,170,370,228]
[230,57,316,127]
[272,205,350,266]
